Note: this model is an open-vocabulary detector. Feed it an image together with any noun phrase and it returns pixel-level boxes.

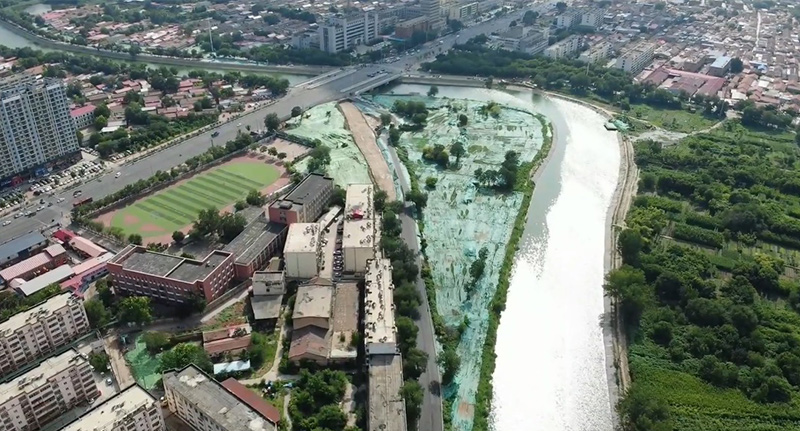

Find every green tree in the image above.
[94,115,108,129]
[291,106,302,117]
[522,10,539,25]
[268,146,279,156]
[730,57,744,73]
[128,233,143,245]
[401,380,424,429]
[264,112,280,131]
[604,266,649,325]
[450,141,466,167]
[193,208,221,237]
[406,189,428,209]
[396,316,418,354]
[331,186,347,207]
[94,104,111,118]
[89,353,110,372]
[84,299,111,328]
[172,231,185,243]
[235,200,247,211]
[217,212,247,242]
[458,114,468,127]
[160,343,212,373]
[404,347,428,380]
[117,296,153,326]
[438,346,461,384]
[246,189,266,206]
[142,331,171,353]
[427,85,439,97]
[618,229,644,266]
[380,113,392,127]
[425,177,438,188]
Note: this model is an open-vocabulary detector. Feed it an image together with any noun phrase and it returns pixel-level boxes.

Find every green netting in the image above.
[286,102,372,187]
[371,95,545,431]
[124,334,163,390]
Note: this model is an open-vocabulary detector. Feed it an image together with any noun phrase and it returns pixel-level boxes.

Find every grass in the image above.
[107,161,280,238]
[200,301,247,331]
[628,104,719,133]
[253,330,279,376]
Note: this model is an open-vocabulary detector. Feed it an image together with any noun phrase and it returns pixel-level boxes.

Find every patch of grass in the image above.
[201,301,247,331]
[629,104,718,133]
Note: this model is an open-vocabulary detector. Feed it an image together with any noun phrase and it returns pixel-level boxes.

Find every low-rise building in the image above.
[69,105,95,130]
[0,350,98,431]
[224,213,287,280]
[343,184,376,274]
[0,293,90,377]
[283,223,321,279]
[446,1,479,21]
[12,264,74,297]
[59,385,165,431]
[544,35,580,59]
[108,246,235,304]
[202,324,252,359]
[289,280,358,365]
[250,271,285,327]
[368,354,406,431]
[615,41,657,75]
[0,244,67,285]
[268,173,334,225]
[708,55,732,77]
[395,16,431,39]
[163,365,277,431]
[0,232,48,268]
[364,258,397,356]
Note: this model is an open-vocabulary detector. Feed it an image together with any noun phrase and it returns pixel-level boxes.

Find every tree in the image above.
[425,176,438,189]
[291,106,303,117]
[450,141,466,167]
[331,186,347,207]
[509,20,518,27]
[128,233,143,245]
[268,146,279,156]
[84,299,111,328]
[160,343,212,373]
[618,229,644,266]
[94,104,111,118]
[117,296,152,326]
[427,85,439,97]
[731,57,744,73]
[264,112,280,131]
[235,200,247,211]
[618,387,672,431]
[406,189,428,209]
[246,189,266,206]
[458,114,468,127]
[438,346,461,384]
[522,10,539,25]
[401,380,424,429]
[218,213,247,242]
[89,353,109,372]
[316,405,347,430]
[389,127,401,146]
[193,208,221,237]
[556,1,568,12]
[142,331,171,353]
[96,278,114,307]
[94,115,108,129]
[277,152,287,160]
[380,113,392,127]
[396,316,418,354]
[404,347,428,380]
[604,266,649,325]
[172,231,185,243]
[128,44,141,57]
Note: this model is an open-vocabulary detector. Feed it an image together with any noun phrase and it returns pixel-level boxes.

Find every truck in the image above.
[73,197,93,208]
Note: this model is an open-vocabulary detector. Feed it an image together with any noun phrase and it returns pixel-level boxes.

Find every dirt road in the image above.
[339,102,396,200]
[104,334,136,389]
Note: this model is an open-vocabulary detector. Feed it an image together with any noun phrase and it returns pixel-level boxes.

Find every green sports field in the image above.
[106,161,280,238]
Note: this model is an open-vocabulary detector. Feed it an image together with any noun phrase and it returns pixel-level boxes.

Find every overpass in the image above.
[340,73,403,95]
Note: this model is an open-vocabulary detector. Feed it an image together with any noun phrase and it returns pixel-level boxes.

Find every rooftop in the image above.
[221,378,281,424]
[0,292,77,336]
[60,385,156,431]
[0,232,46,261]
[115,246,232,283]
[0,250,54,282]
[365,259,396,349]
[252,271,286,296]
[284,223,321,254]
[345,184,373,220]
[342,219,375,250]
[252,295,283,321]
[163,365,276,431]
[271,173,333,210]
[368,354,406,431]
[68,236,106,258]
[288,325,329,360]
[224,217,286,265]
[71,252,114,276]
[0,349,86,400]
[14,264,74,297]
[292,282,333,321]
[330,282,359,360]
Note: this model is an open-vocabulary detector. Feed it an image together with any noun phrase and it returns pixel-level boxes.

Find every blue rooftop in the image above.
[711,56,732,69]
[0,232,46,262]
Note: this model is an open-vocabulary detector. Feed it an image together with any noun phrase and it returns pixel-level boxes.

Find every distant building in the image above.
[578,41,612,63]
[580,8,603,29]
[447,2,479,21]
[283,223,321,279]
[615,41,657,75]
[708,56,732,77]
[493,27,549,55]
[319,13,380,54]
[69,105,95,130]
[420,0,443,30]
[268,173,334,224]
[108,246,235,304]
[544,35,580,59]
[0,232,48,268]
[163,365,277,431]
[343,184,376,274]
[59,385,166,431]
[0,293,90,377]
[0,350,99,431]
[556,10,581,29]
[395,16,431,39]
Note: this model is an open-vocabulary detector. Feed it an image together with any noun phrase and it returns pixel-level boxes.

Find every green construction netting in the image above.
[124,334,163,390]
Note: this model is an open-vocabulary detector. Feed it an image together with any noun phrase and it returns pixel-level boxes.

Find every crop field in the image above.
[97,156,282,239]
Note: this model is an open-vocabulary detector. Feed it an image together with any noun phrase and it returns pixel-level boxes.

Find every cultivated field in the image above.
[96,154,287,241]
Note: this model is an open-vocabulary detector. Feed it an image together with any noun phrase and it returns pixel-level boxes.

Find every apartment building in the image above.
[0,350,98,431]
[420,0,443,30]
[447,2,479,21]
[556,10,581,29]
[0,293,90,377]
[163,365,276,431]
[580,8,603,29]
[268,173,334,225]
[544,35,581,59]
[615,41,657,75]
[578,41,612,64]
[343,184,376,274]
[60,385,165,431]
[0,77,80,181]
[319,13,380,54]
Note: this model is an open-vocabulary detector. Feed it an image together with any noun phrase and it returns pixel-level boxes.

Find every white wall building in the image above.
[364,258,397,356]
[0,293,90,377]
[544,35,580,59]
[615,41,657,74]
[319,13,380,54]
[283,223,321,279]
[580,8,603,29]
[60,385,165,431]
[343,184,376,274]
[578,41,612,63]
[447,2,479,21]
[556,10,581,29]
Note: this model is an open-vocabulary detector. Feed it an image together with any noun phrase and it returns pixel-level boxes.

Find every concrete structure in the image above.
[556,10,581,29]
[0,244,66,284]
[268,173,334,225]
[0,232,48,268]
[289,281,333,365]
[544,35,580,59]
[395,16,431,39]
[202,324,252,358]
[368,354,406,431]
[319,13,380,54]
[343,184,376,274]
[0,78,80,181]
[69,105,95,130]
[447,2,479,21]
[708,55,732,77]
[364,258,397,355]
[220,379,280,425]
[224,213,287,280]
[578,41,612,64]
[283,223,321,279]
[615,41,657,75]
[163,365,276,431]
[493,27,549,55]
[580,9,603,29]
[108,246,234,303]
[12,264,74,297]
[0,350,98,431]
[59,385,165,431]
[0,293,90,377]
[420,0,443,30]
[250,271,285,326]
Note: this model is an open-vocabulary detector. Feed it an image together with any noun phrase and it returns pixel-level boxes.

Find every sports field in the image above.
[100,158,281,239]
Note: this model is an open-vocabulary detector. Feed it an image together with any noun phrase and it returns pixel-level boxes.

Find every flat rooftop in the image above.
[281,173,333,206]
[365,259,396,347]
[330,282,359,360]
[368,354,406,431]
[345,184,373,220]
[0,292,76,335]
[284,223,320,254]
[224,217,286,265]
[252,271,286,295]
[343,219,375,250]
[119,247,231,283]
[163,365,276,431]
[0,349,85,400]
[252,295,283,321]
[293,283,333,321]
[60,385,156,431]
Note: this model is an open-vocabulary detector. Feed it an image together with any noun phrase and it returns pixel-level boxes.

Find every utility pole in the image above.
[208,18,215,55]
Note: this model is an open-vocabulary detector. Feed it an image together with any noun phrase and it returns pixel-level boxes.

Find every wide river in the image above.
[389,85,621,431]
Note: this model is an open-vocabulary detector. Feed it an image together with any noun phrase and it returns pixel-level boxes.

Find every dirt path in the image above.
[104,334,136,389]
[339,102,396,200]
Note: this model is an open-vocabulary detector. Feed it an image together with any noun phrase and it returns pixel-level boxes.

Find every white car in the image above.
[57,197,65,203]
[2,220,10,226]
[116,172,121,178]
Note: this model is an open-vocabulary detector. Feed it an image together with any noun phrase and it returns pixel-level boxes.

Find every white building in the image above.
[494,27,549,55]
[60,385,165,431]
[447,2,479,21]
[319,13,380,54]
[0,77,80,180]
[420,0,443,30]
[544,35,580,59]
[364,258,396,355]
[0,293,90,376]
[283,223,321,279]
[615,41,657,75]
[0,350,98,431]
[556,10,581,29]
[578,41,612,63]
[580,8,603,29]
[343,184,376,274]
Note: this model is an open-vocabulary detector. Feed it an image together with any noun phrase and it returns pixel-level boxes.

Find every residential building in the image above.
[268,173,334,225]
[493,27,549,55]
[0,293,90,377]
[223,213,287,280]
[108,246,234,304]
[420,0,443,30]
[578,41,612,63]
[395,16,431,39]
[283,223,321,279]
[0,232,48,268]
[250,271,285,327]
[69,105,94,130]
[343,184,376,274]
[708,56,732,77]
[163,365,277,431]
[0,77,80,182]
[364,258,397,356]
[544,35,580,59]
[368,354,406,431]
[319,13,380,54]
[447,2,479,21]
[0,244,66,285]
[0,350,98,431]
[580,8,603,29]
[615,41,657,75]
[556,10,581,29]
[67,236,106,259]
[59,385,165,431]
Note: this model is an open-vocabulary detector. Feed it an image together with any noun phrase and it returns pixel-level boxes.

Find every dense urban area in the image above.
[0,0,798,431]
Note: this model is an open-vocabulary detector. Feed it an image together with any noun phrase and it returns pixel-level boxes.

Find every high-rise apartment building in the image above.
[0,293,90,377]
[420,0,443,31]
[615,41,657,75]
[60,386,165,431]
[0,350,98,431]
[318,13,380,53]
[0,77,80,182]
